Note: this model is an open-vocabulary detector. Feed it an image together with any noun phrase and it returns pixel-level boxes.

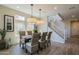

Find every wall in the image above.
[64,20,71,39]
[38,17,52,32]
[63,19,78,40]
[64,19,73,39]
[0,5,30,45]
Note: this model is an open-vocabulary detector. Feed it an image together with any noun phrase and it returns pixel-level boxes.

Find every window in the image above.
[15,15,25,21]
[26,23,34,31]
[15,15,26,37]
[15,23,25,31]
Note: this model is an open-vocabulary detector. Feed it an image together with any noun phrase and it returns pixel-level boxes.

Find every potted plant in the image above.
[33,29,38,33]
[0,28,6,40]
[0,28,7,49]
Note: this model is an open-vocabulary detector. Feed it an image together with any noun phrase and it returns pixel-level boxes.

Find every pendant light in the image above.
[39,9,42,19]
[27,4,37,23]
[37,9,44,25]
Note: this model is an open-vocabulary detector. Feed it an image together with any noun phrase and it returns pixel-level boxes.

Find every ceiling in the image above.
[2,4,79,20]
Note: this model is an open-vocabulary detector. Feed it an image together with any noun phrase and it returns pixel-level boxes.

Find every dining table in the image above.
[22,35,32,43]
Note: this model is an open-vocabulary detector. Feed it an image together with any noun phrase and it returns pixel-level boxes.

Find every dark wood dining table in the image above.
[22,35,32,43]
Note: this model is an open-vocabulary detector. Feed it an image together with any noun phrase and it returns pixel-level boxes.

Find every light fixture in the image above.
[37,20,44,25]
[72,15,75,18]
[54,6,57,10]
[39,9,42,19]
[36,9,44,25]
[27,4,37,23]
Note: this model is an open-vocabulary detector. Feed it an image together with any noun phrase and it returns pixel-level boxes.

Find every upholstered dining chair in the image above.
[46,32,52,47]
[19,31,26,48]
[39,32,48,50]
[25,33,41,54]
[27,31,32,35]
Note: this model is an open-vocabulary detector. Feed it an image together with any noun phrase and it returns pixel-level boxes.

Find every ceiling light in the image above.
[72,15,75,18]
[36,9,44,25]
[27,4,37,23]
[54,7,57,10]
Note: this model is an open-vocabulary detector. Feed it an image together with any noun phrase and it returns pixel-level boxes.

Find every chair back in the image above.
[41,32,48,41]
[31,33,40,45]
[19,31,26,39]
[27,31,32,35]
[47,32,52,40]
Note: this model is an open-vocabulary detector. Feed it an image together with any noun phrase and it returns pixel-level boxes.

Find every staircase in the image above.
[48,14,65,43]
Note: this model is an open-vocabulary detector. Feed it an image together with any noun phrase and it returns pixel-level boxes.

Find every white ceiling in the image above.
[2,4,79,20]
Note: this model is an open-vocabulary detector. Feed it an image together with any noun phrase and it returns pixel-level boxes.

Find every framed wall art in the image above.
[4,15,14,32]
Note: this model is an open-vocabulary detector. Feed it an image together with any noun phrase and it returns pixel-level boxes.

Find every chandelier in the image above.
[27,4,37,23]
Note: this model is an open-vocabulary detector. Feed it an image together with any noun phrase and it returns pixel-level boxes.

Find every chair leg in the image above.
[37,50,39,54]
[22,44,25,49]
[45,42,47,48]
[29,52,33,55]
[47,42,51,47]
[19,43,21,47]
[50,42,51,46]
[46,43,48,48]
[25,49,27,53]
[44,44,46,49]
[40,47,43,51]
[39,44,43,51]
[30,53,32,55]
[47,42,49,47]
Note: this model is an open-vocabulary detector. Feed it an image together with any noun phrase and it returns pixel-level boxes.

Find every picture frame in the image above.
[4,15,14,32]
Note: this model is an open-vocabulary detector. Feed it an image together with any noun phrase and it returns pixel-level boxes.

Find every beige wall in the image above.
[0,5,30,45]
[64,20,71,39]
[63,19,78,39]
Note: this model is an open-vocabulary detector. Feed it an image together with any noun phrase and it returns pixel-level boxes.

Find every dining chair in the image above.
[25,33,41,54]
[46,32,52,47]
[39,32,48,50]
[27,31,32,35]
[19,31,26,48]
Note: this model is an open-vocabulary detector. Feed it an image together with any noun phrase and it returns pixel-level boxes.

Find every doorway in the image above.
[71,21,79,37]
